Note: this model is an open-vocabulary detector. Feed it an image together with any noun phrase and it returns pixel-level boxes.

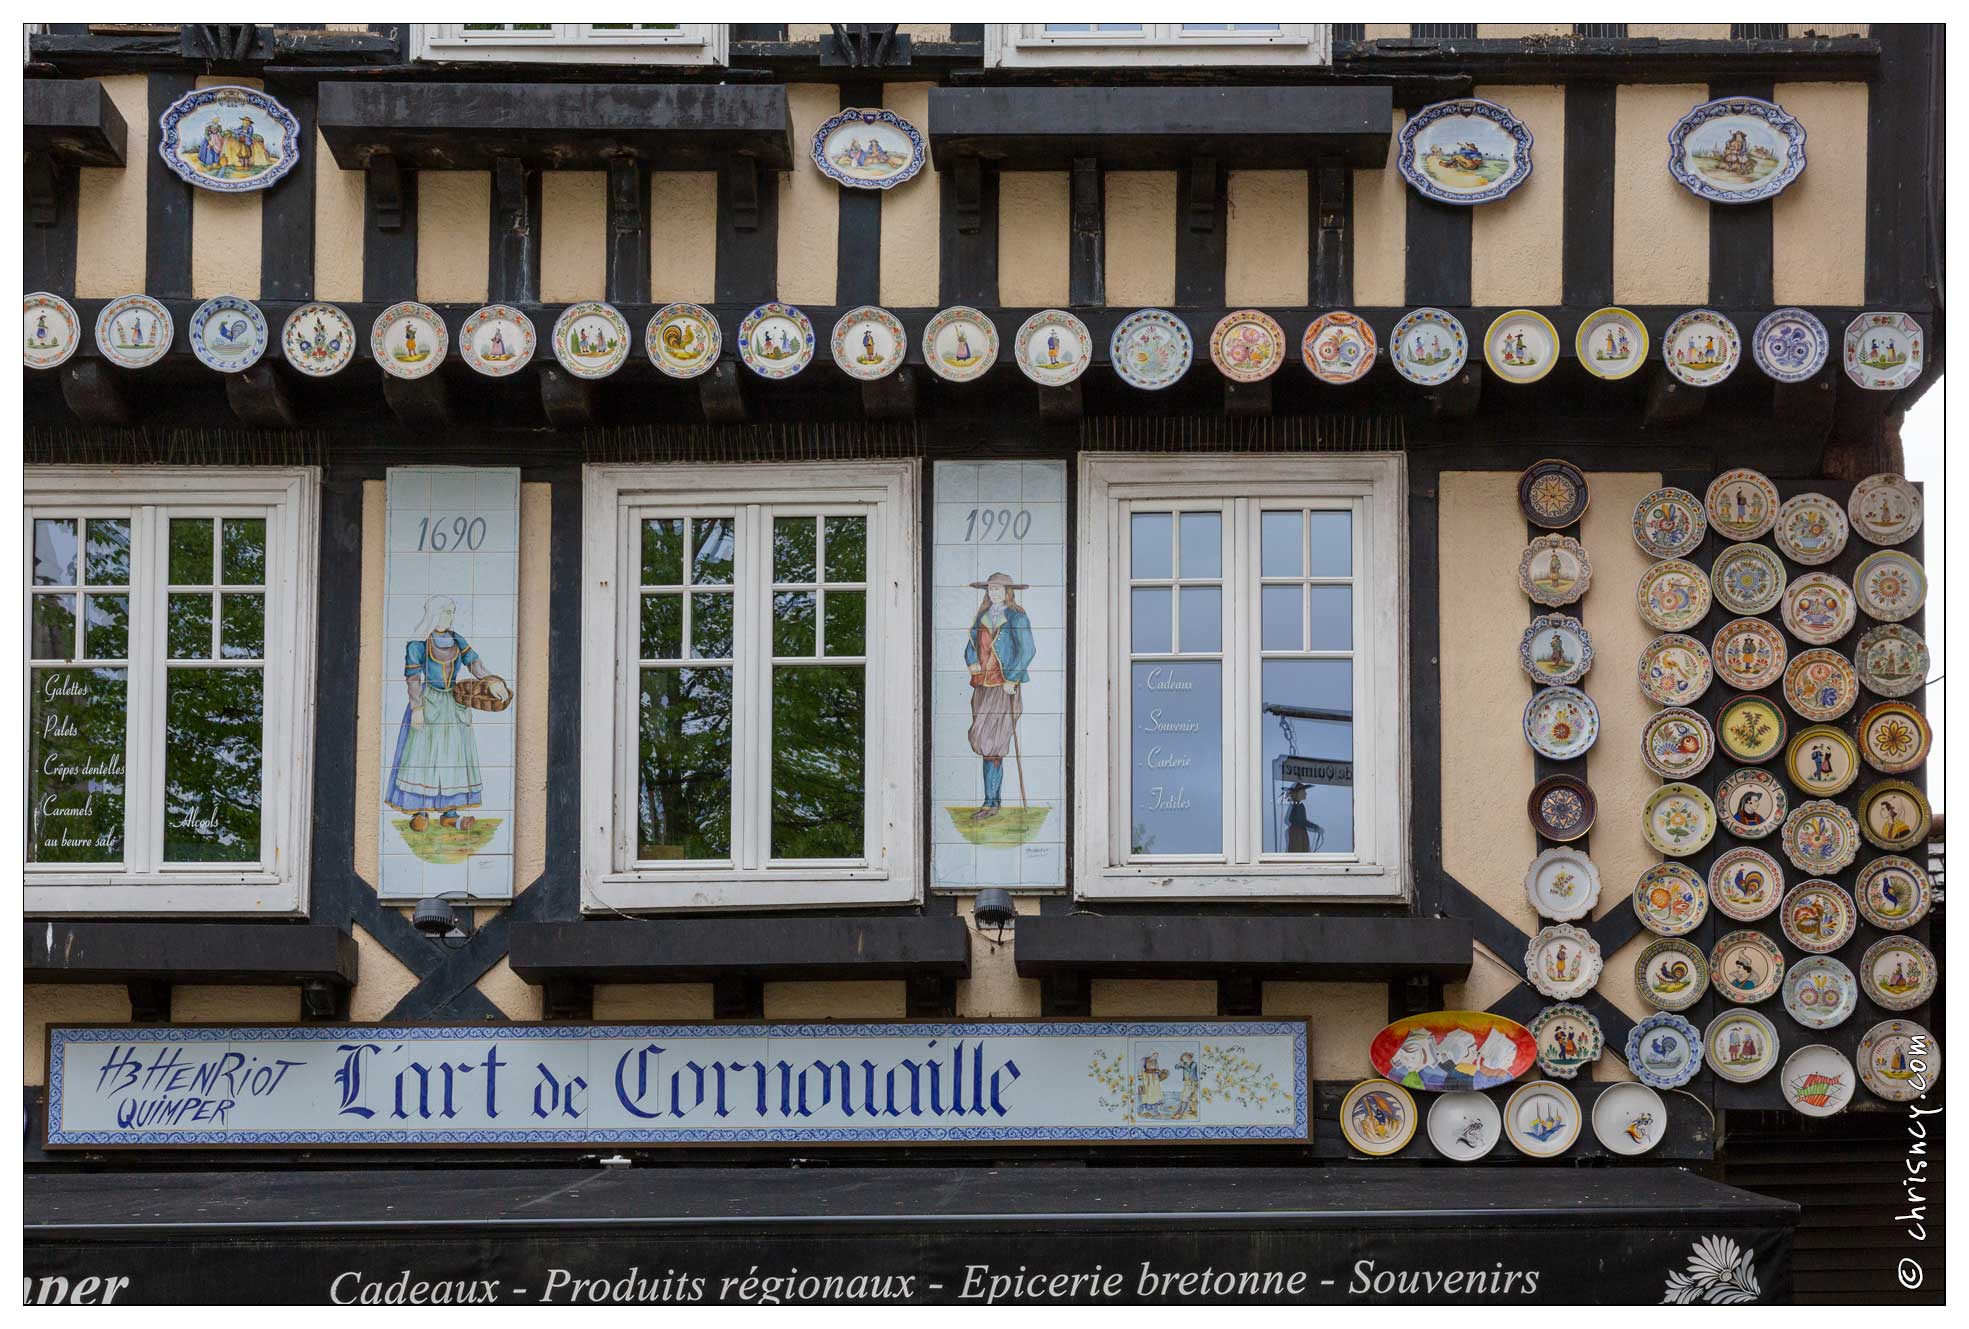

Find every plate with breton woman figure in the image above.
[1859,936,1937,1012]
[1705,1010,1780,1084]
[1785,724,1860,798]
[1520,614,1593,686]
[1637,560,1710,632]
[1856,1020,1944,1103]
[1709,845,1783,921]
[1712,542,1786,615]
[1662,308,1740,387]
[1706,469,1781,541]
[1389,306,1466,386]
[1574,306,1648,380]
[1716,768,1785,840]
[1710,930,1785,1006]
[1774,493,1849,566]
[1855,854,1933,931]
[1848,473,1923,546]
[1783,956,1858,1031]
[1856,624,1929,697]
[1637,633,1712,706]
[1858,780,1930,853]
[1632,487,1707,559]
[1782,648,1858,722]
[1484,309,1560,384]
[1633,862,1708,937]
[1751,307,1830,383]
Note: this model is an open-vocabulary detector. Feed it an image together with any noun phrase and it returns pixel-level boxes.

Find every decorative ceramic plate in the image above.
[1707,469,1782,542]
[738,302,815,380]
[1638,634,1712,706]
[1858,780,1931,853]
[1637,560,1710,632]
[833,305,909,382]
[1713,618,1786,691]
[1783,955,1859,1031]
[1529,774,1596,843]
[1773,493,1849,566]
[1503,1080,1581,1158]
[458,303,535,378]
[1717,695,1786,765]
[1855,624,1929,697]
[1662,308,1740,386]
[1626,1012,1703,1088]
[1633,487,1707,559]
[1856,1020,1942,1102]
[1668,95,1807,203]
[1637,938,1709,1011]
[646,302,721,379]
[1750,306,1830,383]
[1529,1003,1604,1079]
[1782,648,1858,722]
[1645,783,1717,858]
[1710,929,1785,1005]
[1855,854,1933,931]
[1848,473,1923,546]
[1369,1010,1537,1092]
[1519,534,1592,607]
[94,294,174,370]
[1857,700,1931,773]
[1712,542,1786,615]
[187,294,268,373]
[1523,686,1599,760]
[156,83,301,193]
[1339,1078,1418,1157]
[1111,308,1191,389]
[1779,880,1857,954]
[1843,311,1923,390]
[1705,1010,1779,1084]
[1483,309,1559,384]
[1525,923,1602,1000]
[1859,937,1937,1012]
[1299,310,1376,385]
[1388,306,1466,386]
[550,301,630,379]
[23,292,81,370]
[1525,846,1602,922]
[1782,572,1857,646]
[1521,614,1593,686]
[1709,846,1784,922]
[1208,309,1286,384]
[1428,1090,1501,1161]
[1781,799,1862,874]
[1785,724,1861,798]
[1782,1044,1855,1117]
[922,306,998,383]
[1634,863,1708,937]
[371,301,449,380]
[1518,459,1590,529]
[1396,97,1534,205]
[1592,1082,1666,1156]
[1574,306,1648,380]
[1854,549,1926,622]
[1716,769,1786,841]
[810,106,926,190]
[279,302,355,378]
[1642,707,1715,780]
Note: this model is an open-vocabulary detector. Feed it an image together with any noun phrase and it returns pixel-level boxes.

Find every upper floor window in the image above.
[411,23,728,64]
[987,22,1329,67]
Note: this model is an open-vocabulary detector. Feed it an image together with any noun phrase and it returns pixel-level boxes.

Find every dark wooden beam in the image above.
[1175,156,1226,306]
[1705,80,1775,309]
[509,916,972,984]
[604,156,650,304]
[24,79,129,164]
[1561,82,1616,308]
[1068,156,1103,307]
[225,363,301,428]
[1011,915,1473,982]
[144,71,196,299]
[57,361,134,425]
[259,79,317,301]
[24,920,359,988]
[1311,155,1352,306]
[488,155,539,303]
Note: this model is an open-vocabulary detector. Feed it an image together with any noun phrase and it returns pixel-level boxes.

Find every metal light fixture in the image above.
[411,892,475,947]
[973,887,1017,943]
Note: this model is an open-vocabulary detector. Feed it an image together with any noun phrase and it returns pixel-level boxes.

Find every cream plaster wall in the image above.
[879,82,940,306]
[173,986,301,1021]
[1630,25,1731,39]
[1361,25,1409,39]
[1102,172,1176,307]
[515,484,552,890]
[764,982,908,1019]
[1352,110,1408,306]
[649,172,718,303]
[25,986,129,1085]
[415,171,491,303]
[74,74,149,298]
[1091,980,1215,1017]
[955,896,1042,1018]
[477,957,544,1019]
[1471,84,1563,306]
[350,924,420,1022]
[996,172,1070,307]
[1476,24,1569,38]
[313,128,366,302]
[539,171,607,303]
[1790,24,1867,37]
[1443,947,1526,1015]
[1263,982,1386,1081]
[594,985,716,1020]
[1771,82,1868,306]
[1224,171,1308,307]
[779,84,841,306]
[189,76,262,300]
[1613,84,1710,304]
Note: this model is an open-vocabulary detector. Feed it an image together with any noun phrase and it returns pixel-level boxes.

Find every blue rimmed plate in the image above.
[811,106,927,190]
[1626,1012,1703,1088]
[157,83,302,194]
[1751,306,1829,383]
[1110,308,1192,390]
[1390,306,1466,386]
[1396,97,1534,205]
[188,294,268,373]
[738,302,815,380]
[1667,95,1807,204]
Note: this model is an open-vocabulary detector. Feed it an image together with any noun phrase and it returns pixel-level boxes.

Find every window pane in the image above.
[1261,659,1353,854]
[691,516,734,585]
[1182,23,1279,31]
[84,517,131,584]
[220,593,266,659]
[168,593,214,659]
[1130,512,1172,579]
[1308,511,1352,576]
[1261,585,1301,650]
[640,593,682,659]
[825,590,866,656]
[1130,587,1172,653]
[825,515,867,583]
[28,666,127,863]
[84,594,129,660]
[1130,661,1222,855]
[221,517,267,584]
[1260,511,1302,577]
[772,664,865,859]
[641,518,684,585]
[163,667,264,862]
[638,666,732,860]
[773,515,817,584]
[1179,512,1222,578]
[170,517,215,585]
[690,591,733,659]
[773,590,816,657]
[33,518,77,586]
[1178,585,1222,652]
[1308,586,1353,650]
[31,593,75,660]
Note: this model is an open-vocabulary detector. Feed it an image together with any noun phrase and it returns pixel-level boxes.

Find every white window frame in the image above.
[24,467,319,916]
[1075,453,1407,901]
[987,23,1329,68]
[582,461,920,912]
[411,23,728,65]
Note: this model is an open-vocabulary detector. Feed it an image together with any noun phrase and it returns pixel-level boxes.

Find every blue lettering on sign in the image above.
[95,1042,304,1130]
[607,1040,1023,1121]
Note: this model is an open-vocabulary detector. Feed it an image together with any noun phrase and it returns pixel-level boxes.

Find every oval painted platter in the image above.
[1783,1044,1855,1117]
[551,301,631,379]
[1389,306,1466,386]
[1716,769,1786,841]
[1709,846,1783,922]
[1339,1078,1418,1156]
[1428,1091,1501,1161]
[1528,1003,1603,1080]
[1856,624,1929,697]
[1518,459,1590,529]
[922,305,998,382]
[157,83,301,193]
[1633,486,1707,559]
[1667,95,1807,204]
[646,302,721,379]
[1859,936,1937,1012]
[811,106,926,189]
[1705,1009,1779,1084]
[1633,862,1708,937]
[458,303,535,377]
[1484,309,1559,384]
[1519,533,1592,606]
[832,304,909,382]
[1854,549,1926,622]
[1637,937,1709,1011]
[1637,559,1710,632]
[1641,706,1714,780]
[1844,311,1923,390]
[1520,613,1593,686]
[1706,468,1781,541]
[1858,700,1931,773]
[1626,1012,1703,1089]
[1593,1082,1666,1156]
[1782,648,1857,722]
[1782,572,1857,646]
[1750,306,1829,382]
[1785,724,1860,798]
[1369,1010,1537,1093]
[1300,310,1376,384]
[24,292,82,370]
[1858,780,1931,853]
[1503,1080,1581,1158]
[1524,846,1601,921]
[1574,306,1648,380]
[1637,633,1712,706]
[95,293,174,370]
[738,302,815,380]
[1713,617,1786,691]
[1713,542,1787,616]
[1528,774,1596,843]
[1662,308,1739,386]
[188,294,268,373]
[1396,97,1534,205]
[1783,955,1859,1031]
[1710,929,1785,1005]
[1856,1020,1942,1103]
[1645,783,1716,858]
[1779,879,1857,954]
[1209,308,1286,384]
[1782,799,1862,875]
[1774,493,1849,566]
[1855,854,1933,931]
[1523,685,1599,760]
[1111,308,1191,389]
[1524,923,1602,1000]
[372,301,449,380]
[1848,473,1923,546]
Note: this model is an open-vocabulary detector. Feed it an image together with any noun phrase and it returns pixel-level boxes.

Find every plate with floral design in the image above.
[371,301,448,380]
[645,302,721,379]
[1858,700,1931,773]
[1504,1080,1581,1158]
[1854,549,1926,622]
[1389,306,1466,386]
[1484,309,1559,384]
[1712,542,1786,615]
[1855,624,1929,697]
[1208,308,1285,384]
[1300,310,1376,385]
[551,301,630,379]
[1520,613,1593,685]
[1523,686,1599,760]
[1525,846,1601,921]
[1662,308,1739,386]
[1773,493,1849,565]
[1642,707,1715,780]
[1848,473,1923,546]
[1709,846,1783,922]
[1782,572,1857,645]
[281,301,356,378]
[1574,306,1648,380]
[95,293,174,370]
[1633,487,1707,558]
[922,306,998,383]
[1637,938,1709,1011]
[1779,879,1857,954]
[1710,929,1785,1005]
[24,292,82,370]
[1645,783,1716,858]
[1529,1003,1604,1079]
[1783,955,1858,1031]
[188,294,268,373]
[457,303,535,377]
[1638,633,1712,706]
[1528,774,1597,842]
[833,305,909,382]
[1705,1010,1779,1084]
[1519,534,1592,607]
[1518,459,1590,529]
[1717,695,1785,765]
[1626,1012,1703,1088]
[1713,617,1786,691]
[1785,724,1860,798]
[1637,559,1710,632]
[1396,97,1535,205]
[1716,769,1786,841]
[1706,468,1781,541]
[738,302,815,380]
[1592,1082,1665,1156]
[1782,799,1861,874]
[1860,936,1937,1012]
[1855,854,1933,931]
[1524,923,1602,1000]
[1339,1078,1418,1156]
[1428,1090,1502,1162]
[1782,648,1857,722]
[1856,1020,1942,1102]
[1668,95,1808,204]
[1750,306,1829,383]
[1843,311,1923,390]
[1859,780,1931,853]
[1783,1044,1855,1117]
[1112,308,1191,389]
[1634,862,1708,937]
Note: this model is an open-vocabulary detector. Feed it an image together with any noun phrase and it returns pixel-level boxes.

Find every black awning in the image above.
[24,80,129,166]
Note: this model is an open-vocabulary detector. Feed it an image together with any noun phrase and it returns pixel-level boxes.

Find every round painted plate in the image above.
[1634,863,1708,937]
[1716,769,1786,841]
[1709,846,1784,922]
[1524,923,1602,1000]
[1782,799,1862,874]
[1782,572,1857,646]
[1783,1044,1856,1117]
[1299,310,1376,385]
[188,294,268,373]
[371,301,448,380]
[1858,700,1931,773]
[1855,854,1933,931]
[280,301,355,377]
[1638,633,1712,706]
[24,292,82,370]
[1642,707,1715,780]
[1208,308,1285,384]
[922,306,997,383]
[1528,774,1596,843]
[832,305,909,382]
[1854,549,1926,622]
[1519,534,1592,606]
[1779,879,1857,954]
[1773,493,1849,566]
[1523,686,1599,760]
[1627,1012,1703,1088]
[1712,542,1787,615]
[1750,306,1829,383]
[1484,309,1559,384]
[1857,1020,1942,1102]
[1710,929,1785,1005]
[1370,1010,1537,1092]
[1848,473,1923,546]
[1504,1080,1581,1158]
[1668,95,1808,204]
[1525,846,1602,922]
[1592,1082,1666,1156]
[1858,780,1931,853]
[1518,459,1590,529]
[1662,308,1740,386]
[1860,937,1937,1012]
[1856,624,1929,697]
[646,302,721,379]
[550,301,630,379]
[1574,306,1648,380]
[1521,613,1593,686]
[1713,617,1786,691]
[94,294,174,370]
[1637,559,1710,632]
[1717,695,1786,765]
[1633,487,1707,559]
[1638,938,1709,1011]
[1785,724,1861,798]
[810,106,925,190]
[1529,1003,1604,1079]
[1782,648,1858,722]
[738,302,815,380]
[1706,1010,1779,1083]
[1395,97,1534,206]
[1111,308,1191,389]
[1388,306,1466,386]
[457,303,535,377]
[1706,469,1781,542]
[1428,1090,1501,1161]
[1339,1078,1417,1156]
[1783,956,1859,1031]
[1844,311,1924,390]
[1645,783,1717,858]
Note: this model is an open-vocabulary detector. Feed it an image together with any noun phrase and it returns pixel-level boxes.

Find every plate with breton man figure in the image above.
[1705,1010,1779,1084]
[1520,614,1593,686]
[1855,624,1928,698]
[1710,929,1785,1006]
[1785,724,1860,798]
[1519,534,1592,607]
[1848,473,1923,546]
[1707,468,1781,541]
[1713,617,1786,691]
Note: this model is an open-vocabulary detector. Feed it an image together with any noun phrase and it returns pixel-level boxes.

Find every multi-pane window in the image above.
[990,22,1328,66]
[412,23,727,64]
